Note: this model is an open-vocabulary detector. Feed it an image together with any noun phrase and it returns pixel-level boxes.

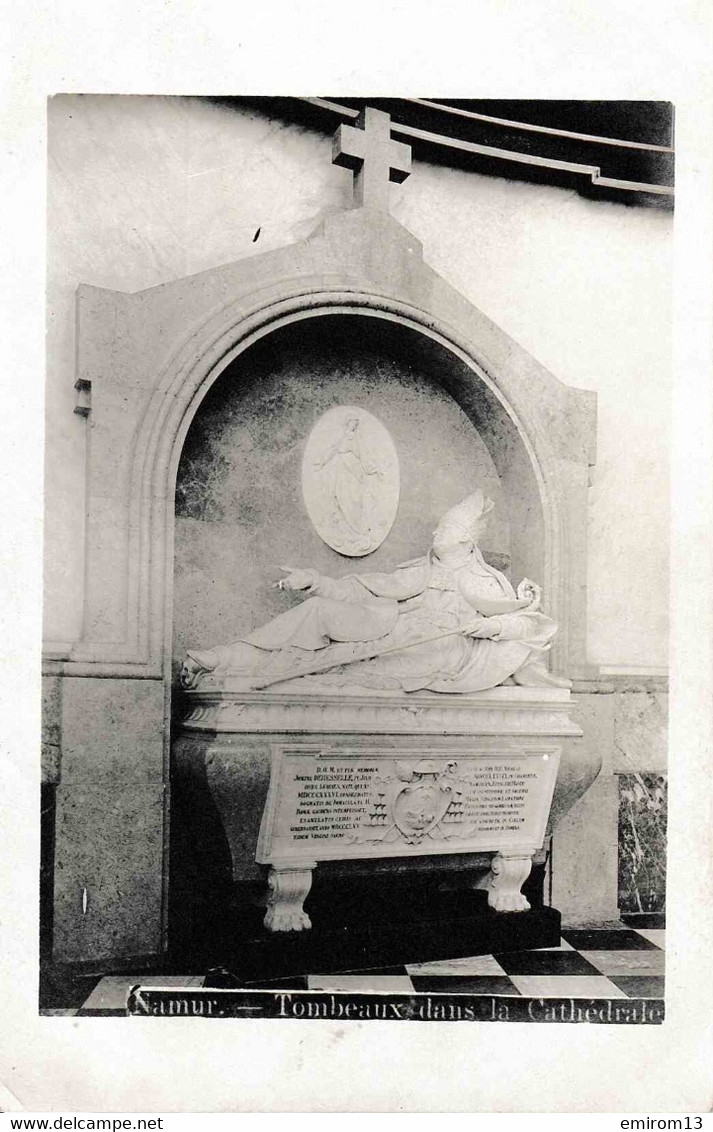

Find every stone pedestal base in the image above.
[201,890,562,986]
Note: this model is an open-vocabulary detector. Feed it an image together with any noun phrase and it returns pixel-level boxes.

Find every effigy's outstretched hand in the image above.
[275,566,318,593]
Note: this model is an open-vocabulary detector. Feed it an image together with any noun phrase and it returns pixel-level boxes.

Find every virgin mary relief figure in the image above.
[302,407,399,557]
[181,490,571,694]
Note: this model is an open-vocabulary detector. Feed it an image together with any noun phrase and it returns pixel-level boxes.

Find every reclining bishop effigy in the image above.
[180,490,571,696]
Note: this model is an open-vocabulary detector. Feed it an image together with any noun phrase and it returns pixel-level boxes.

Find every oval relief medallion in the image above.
[302,406,400,557]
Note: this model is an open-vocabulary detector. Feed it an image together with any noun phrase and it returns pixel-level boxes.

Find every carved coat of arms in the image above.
[348,759,468,846]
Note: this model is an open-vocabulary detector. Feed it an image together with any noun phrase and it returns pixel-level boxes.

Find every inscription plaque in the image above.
[257,744,560,865]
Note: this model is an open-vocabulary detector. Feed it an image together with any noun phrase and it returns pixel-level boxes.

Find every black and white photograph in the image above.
[40,93,674,1022]
[2,2,712,1115]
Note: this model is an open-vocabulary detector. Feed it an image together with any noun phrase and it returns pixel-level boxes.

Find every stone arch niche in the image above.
[48,208,596,964]
[171,311,543,679]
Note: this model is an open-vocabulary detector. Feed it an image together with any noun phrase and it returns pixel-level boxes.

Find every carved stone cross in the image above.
[332,106,411,211]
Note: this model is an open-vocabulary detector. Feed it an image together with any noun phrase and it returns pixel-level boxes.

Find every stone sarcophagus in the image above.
[172,682,597,971]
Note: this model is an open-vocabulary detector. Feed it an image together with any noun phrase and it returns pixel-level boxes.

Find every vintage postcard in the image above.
[2,2,712,1115]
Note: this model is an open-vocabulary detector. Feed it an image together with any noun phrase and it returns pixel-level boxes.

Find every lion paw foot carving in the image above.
[263,866,314,933]
[264,908,312,932]
[486,852,533,914]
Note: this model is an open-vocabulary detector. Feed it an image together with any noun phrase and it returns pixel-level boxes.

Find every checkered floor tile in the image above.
[40,925,665,1015]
